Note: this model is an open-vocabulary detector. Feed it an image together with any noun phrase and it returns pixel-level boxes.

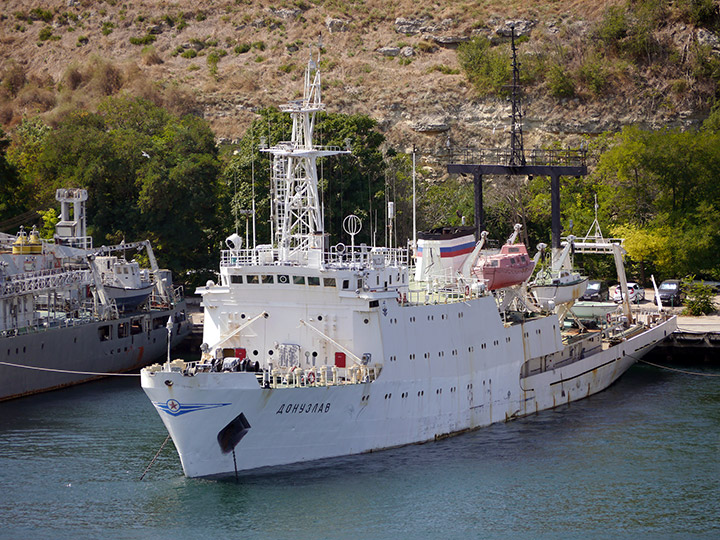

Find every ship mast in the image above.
[508,25,525,167]
[262,42,349,266]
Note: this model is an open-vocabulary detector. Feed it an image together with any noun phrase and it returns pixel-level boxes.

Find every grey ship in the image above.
[0,188,190,401]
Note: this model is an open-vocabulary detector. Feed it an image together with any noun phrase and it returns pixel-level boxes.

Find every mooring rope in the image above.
[0,360,140,376]
[638,358,720,377]
[140,434,172,481]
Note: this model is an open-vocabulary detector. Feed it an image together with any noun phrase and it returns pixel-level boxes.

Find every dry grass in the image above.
[0,0,713,146]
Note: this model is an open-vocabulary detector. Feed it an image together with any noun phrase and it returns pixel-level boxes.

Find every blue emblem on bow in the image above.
[154,399,231,417]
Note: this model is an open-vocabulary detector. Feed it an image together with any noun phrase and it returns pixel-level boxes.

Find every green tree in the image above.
[590,125,720,280]
[7,97,222,281]
[0,128,23,221]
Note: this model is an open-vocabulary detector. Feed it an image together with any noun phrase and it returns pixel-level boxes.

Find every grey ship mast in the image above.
[262,39,350,266]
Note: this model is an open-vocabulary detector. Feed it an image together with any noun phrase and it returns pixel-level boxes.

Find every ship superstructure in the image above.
[141,47,676,479]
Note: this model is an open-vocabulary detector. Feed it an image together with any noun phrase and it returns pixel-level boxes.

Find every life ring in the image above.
[307,372,316,384]
[465,285,470,296]
[397,291,402,304]
[606,312,612,324]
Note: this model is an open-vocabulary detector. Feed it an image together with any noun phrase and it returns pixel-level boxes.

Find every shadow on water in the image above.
[0,363,718,539]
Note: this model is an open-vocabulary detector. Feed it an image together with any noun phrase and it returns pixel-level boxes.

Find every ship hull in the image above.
[0,302,190,401]
[142,298,675,478]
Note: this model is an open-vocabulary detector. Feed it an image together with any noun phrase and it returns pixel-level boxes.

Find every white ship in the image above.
[0,189,191,401]
[141,49,676,479]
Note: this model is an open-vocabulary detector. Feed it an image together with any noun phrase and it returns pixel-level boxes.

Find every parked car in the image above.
[612,282,643,304]
[655,279,684,306]
[580,280,610,301]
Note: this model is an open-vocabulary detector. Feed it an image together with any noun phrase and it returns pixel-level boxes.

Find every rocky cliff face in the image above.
[1,1,717,158]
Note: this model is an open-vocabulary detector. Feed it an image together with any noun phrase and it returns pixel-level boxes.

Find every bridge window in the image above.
[231,275,243,284]
[247,275,259,284]
[308,276,320,286]
[292,276,305,285]
[323,278,336,287]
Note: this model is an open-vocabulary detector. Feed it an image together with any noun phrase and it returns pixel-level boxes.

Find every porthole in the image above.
[318,315,323,321]
[364,318,369,324]
[312,351,318,357]
[268,350,274,355]
[253,350,259,356]
[241,313,246,319]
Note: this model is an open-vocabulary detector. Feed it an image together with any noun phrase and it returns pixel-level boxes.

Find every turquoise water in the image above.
[0,360,718,539]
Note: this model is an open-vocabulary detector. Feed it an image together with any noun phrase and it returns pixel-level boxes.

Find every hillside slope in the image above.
[2,0,719,154]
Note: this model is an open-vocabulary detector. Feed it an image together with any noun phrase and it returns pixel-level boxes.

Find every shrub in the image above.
[29,8,53,23]
[38,26,54,41]
[547,64,575,98]
[252,40,266,51]
[681,277,717,315]
[207,52,221,76]
[91,60,123,95]
[2,63,27,97]
[102,22,115,36]
[417,40,437,53]
[64,66,83,90]
[76,35,89,47]
[677,0,719,27]
[129,34,157,46]
[279,63,295,73]
[457,37,511,97]
[17,85,56,111]
[596,5,628,50]
[234,43,251,54]
[180,49,197,59]
[579,55,608,95]
[142,46,163,66]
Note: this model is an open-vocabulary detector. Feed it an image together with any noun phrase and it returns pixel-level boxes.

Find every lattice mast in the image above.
[509,26,526,167]
[262,43,349,264]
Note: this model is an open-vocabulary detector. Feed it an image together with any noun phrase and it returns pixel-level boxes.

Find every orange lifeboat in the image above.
[473,242,535,290]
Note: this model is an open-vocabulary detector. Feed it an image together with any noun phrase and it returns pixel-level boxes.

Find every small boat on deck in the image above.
[463,224,535,291]
[474,242,535,290]
[95,256,155,312]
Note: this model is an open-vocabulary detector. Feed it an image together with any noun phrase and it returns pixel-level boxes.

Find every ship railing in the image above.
[177,360,383,389]
[405,274,486,305]
[54,236,93,250]
[1,305,99,336]
[325,245,409,267]
[220,246,410,268]
[449,147,587,168]
[0,269,92,298]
